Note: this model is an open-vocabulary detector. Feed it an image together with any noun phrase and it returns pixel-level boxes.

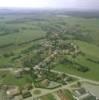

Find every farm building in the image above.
[73,88,98,100]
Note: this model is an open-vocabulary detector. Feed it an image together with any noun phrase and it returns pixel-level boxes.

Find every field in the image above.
[0,10,99,82]
[54,40,99,81]
[39,90,74,100]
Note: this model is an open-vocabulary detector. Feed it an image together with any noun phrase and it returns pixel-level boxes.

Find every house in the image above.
[14,69,24,78]
[6,86,21,98]
[34,65,40,70]
[40,79,49,87]
[23,84,33,90]
[22,89,32,98]
[73,88,97,100]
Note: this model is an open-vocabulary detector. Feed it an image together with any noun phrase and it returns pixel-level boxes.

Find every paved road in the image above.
[32,81,78,99]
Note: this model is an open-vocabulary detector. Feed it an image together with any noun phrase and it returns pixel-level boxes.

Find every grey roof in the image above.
[80,94,96,100]
[74,88,87,97]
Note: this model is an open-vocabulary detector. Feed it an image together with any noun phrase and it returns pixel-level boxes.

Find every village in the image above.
[0,32,99,100]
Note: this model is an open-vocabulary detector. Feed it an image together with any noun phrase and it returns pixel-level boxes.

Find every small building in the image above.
[14,69,24,78]
[41,79,49,87]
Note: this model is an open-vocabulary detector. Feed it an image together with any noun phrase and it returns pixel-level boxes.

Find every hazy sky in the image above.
[0,0,99,10]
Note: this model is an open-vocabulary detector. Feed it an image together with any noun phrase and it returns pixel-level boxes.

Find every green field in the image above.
[54,40,99,81]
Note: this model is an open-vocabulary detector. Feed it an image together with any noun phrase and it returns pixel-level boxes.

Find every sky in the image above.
[0,0,99,10]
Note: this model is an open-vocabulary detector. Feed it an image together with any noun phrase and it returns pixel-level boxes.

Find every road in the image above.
[0,50,99,99]
[51,70,99,85]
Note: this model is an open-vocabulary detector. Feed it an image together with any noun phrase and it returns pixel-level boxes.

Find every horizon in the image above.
[0,0,99,10]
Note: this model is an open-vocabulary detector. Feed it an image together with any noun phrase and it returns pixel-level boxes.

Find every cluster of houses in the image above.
[33,68,74,88]
[0,84,33,100]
